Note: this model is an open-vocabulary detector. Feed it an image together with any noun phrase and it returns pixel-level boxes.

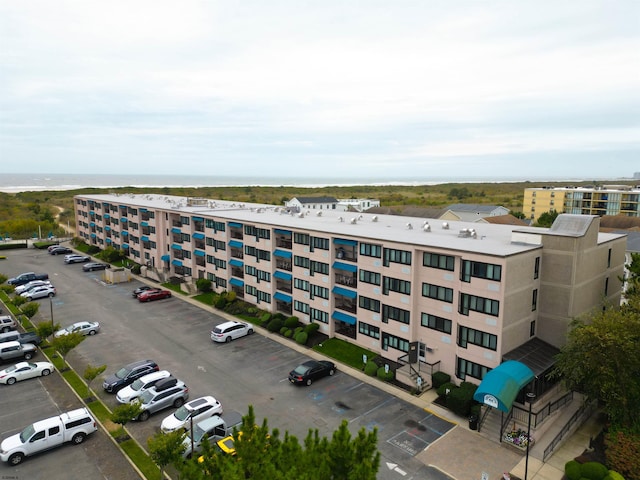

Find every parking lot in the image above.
[1,247,455,479]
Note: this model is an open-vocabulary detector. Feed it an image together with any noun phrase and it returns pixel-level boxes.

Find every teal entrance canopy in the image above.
[472,360,534,412]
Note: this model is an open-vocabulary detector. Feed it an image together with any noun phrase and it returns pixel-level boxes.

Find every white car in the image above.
[54,321,100,338]
[0,361,54,385]
[116,370,171,404]
[64,254,90,264]
[20,285,56,300]
[14,280,52,295]
[160,396,223,433]
[210,321,254,343]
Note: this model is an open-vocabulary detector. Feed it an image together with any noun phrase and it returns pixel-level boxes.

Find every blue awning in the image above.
[274,229,292,235]
[274,292,292,303]
[141,221,148,227]
[273,271,292,280]
[172,259,183,266]
[229,278,244,287]
[121,217,128,223]
[141,236,149,242]
[192,216,204,222]
[194,250,205,257]
[228,222,243,228]
[121,230,129,236]
[119,205,127,209]
[122,243,129,249]
[105,226,111,231]
[473,361,535,413]
[140,208,147,212]
[333,261,357,272]
[229,240,243,248]
[333,286,357,299]
[274,249,292,259]
[332,311,357,325]
[171,243,182,250]
[104,213,110,219]
[193,232,205,240]
[171,227,182,234]
[334,238,357,246]
[106,238,112,243]
[229,259,244,267]
[90,233,96,238]
[90,222,95,227]
[161,254,170,261]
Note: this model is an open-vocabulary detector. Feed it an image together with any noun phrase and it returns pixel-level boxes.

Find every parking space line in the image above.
[348,397,395,424]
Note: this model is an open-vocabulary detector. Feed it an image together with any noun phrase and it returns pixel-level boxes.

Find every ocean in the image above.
[0,173,614,194]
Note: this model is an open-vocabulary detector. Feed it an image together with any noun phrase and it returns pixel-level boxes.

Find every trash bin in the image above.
[468,415,478,431]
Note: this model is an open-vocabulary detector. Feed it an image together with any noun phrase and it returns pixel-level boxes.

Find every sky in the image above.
[0,1,638,180]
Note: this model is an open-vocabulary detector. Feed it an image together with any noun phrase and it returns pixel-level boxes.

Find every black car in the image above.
[288,360,336,386]
[103,359,159,393]
[83,262,111,272]
[49,246,72,255]
[132,285,158,298]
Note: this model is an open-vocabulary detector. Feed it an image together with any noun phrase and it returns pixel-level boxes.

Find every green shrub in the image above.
[603,471,625,480]
[20,302,40,319]
[267,318,284,332]
[284,329,293,338]
[196,278,213,293]
[436,382,456,398]
[565,460,582,480]
[294,326,303,335]
[0,284,14,294]
[294,331,308,345]
[214,297,227,309]
[364,361,378,376]
[226,291,237,302]
[446,386,476,417]
[580,462,609,480]
[260,313,272,325]
[377,366,394,381]
[304,322,320,335]
[432,371,451,389]
[284,316,299,329]
[11,295,27,307]
[279,326,289,335]
[0,273,8,284]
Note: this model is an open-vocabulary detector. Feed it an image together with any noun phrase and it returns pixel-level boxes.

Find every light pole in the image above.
[49,296,54,336]
[524,392,536,480]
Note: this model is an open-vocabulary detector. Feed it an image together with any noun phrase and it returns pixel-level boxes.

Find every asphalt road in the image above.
[1,247,455,480]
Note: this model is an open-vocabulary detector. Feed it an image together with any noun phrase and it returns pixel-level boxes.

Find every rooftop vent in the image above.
[442,222,449,229]
[372,215,378,222]
[338,216,344,222]
[423,224,431,232]
[350,217,357,224]
[316,211,322,216]
[406,223,413,230]
[298,212,304,218]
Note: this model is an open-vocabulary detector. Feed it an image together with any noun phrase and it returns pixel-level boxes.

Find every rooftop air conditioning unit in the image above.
[406,223,413,230]
[372,215,378,222]
[423,224,431,232]
[338,217,344,222]
[350,218,357,224]
[442,222,449,229]
[298,213,304,218]
[316,211,322,216]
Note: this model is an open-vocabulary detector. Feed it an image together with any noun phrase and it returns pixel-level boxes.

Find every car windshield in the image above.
[293,364,311,375]
[115,367,131,379]
[173,405,191,421]
[19,424,35,443]
[63,325,76,333]
[139,391,154,404]
[4,365,17,373]
[130,378,144,391]
[213,327,223,334]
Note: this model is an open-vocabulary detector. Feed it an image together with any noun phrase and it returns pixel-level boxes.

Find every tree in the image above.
[148,429,186,479]
[509,210,526,219]
[623,252,640,298]
[36,321,60,340]
[534,209,559,227]
[20,302,39,319]
[111,402,142,440]
[83,364,107,400]
[49,332,85,369]
[552,306,640,431]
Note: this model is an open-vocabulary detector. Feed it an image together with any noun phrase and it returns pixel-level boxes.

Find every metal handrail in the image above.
[543,400,596,461]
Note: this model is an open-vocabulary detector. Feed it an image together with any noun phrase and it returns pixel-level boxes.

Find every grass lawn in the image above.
[161,282,188,295]
[193,291,215,304]
[313,338,378,370]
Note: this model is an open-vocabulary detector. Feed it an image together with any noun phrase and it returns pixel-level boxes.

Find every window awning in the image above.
[105,226,111,231]
[229,278,244,287]
[273,271,292,280]
[332,311,356,325]
[229,240,243,248]
[121,230,129,236]
[228,222,243,228]
[141,236,149,242]
[90,233,96,238]
[161,254,170,261]
[89,222,95,227]
[122,243,129,249]
[333,261,357,272]
[334,238,357,246]
[274,292,292,303]
[192,216,204,222]
[106,238,112,243]
[229,259,244,267]
[171,227,182,234]
[104,213,110,219]
[193,233,205,240]
[332,286,357,299]
[121,217,128,223]
[171,243,182,250]
[274,229,292,235]
[194,250,205,257]
[473,360,535,413]
[172,259,183,266]
[141,221,148,227]
[274,249,292,259]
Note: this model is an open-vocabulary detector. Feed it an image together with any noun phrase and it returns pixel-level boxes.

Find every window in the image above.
[214,258,226,270]
[311,236,329,250]
[310,284,329,299]
[383,248,412,266]
[65,417,92,429]
[383,276,411,295]
[294,301,309,314]
[382,305,410,324]
[534,256,540,279]
[382,332,409,352]
[422,283,453,303]
[456,357,489,380]
[180,216,190,226]
[294,255,310,269]
[532,289,538,311]
[49,426,60,435]
[423,252,455,271]
[257,291,271,303]
[461,260,502,282]
[359,296,381,313]
[421,313,452,334]
[604,277,609,296]
[358,322,380,339]
[530,320,536,337]
[294,233,310,245]
[359,269,381,286]
[310,260,329,275]
[458,326,497,350]
[245,246,271,262]
[310,308,328,323]
[244,225,271,240]
[294,278,310,291]
[359,243,382,258]
[459,293,499,317]
[607,248,612,268]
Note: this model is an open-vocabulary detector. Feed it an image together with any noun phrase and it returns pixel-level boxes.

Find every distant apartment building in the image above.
[74,193,625,390]
[523,185,640,222]
[285,196,380,213]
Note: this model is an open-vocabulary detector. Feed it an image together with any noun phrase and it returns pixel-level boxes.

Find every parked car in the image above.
[160,395,223,433]
[7,272,49,286]
[0,361,54,385]
[0,316,16,333]
[20,285,56,300]
[14,280,52,295]
[288,360,336,386]
[103,359,159,393]
[54,321,100,338]
[0,330,42,346]
[48,246,72,255]
[135,378,189,421]
[46,244,61,253]
[210,321,254,343]
[137,289,172,302]
[181,411,242,458]
[116,370,171,404]
[0,341,37,362]
[64,254,90,264]
[132,285,157,298]
[82,262,110,272]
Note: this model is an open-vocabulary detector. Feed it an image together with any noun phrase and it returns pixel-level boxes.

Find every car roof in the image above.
[217,321,243,328]
[185,396,215,409]
[137,370,171,382]
[195,414,225,429]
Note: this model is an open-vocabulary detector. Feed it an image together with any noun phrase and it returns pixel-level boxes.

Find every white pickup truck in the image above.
[0,408,97,465]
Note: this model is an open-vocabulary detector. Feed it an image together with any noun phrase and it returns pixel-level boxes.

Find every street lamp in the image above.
[49,296,54,337]
[524,392,536,480]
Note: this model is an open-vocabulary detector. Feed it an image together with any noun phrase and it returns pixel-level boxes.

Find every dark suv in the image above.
[103,359,159,393]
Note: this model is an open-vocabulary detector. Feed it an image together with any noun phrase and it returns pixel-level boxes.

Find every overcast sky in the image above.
[1,1,638,180]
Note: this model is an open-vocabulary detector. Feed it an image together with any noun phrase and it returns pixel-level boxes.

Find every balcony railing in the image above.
[172,236,183,244]
[231,286,244,298]
[276,301,292,315]
[230,230,243,240]
[172,221,182,228]
[335,248,357,262]
[195,257,205,267]
[335,274,357,287]
[194,241,205,250]
[276,238,292,249]
[275,282,292,293]
[335,322,356,339]
[276,260,292,271]
[230,248,244,259]
[335,300,357,314]
[231,267,244,278]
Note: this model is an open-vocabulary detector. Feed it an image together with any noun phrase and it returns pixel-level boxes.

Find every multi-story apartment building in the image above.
[74,193,626,391]
[523,185,640,222]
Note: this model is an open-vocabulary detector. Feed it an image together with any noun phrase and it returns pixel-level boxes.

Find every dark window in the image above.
[382,305,410,324]
[532,289,538,311]
[383,248,412,266]
[359,296,381,313]
[382,332,409,352]
[456,356,489,380]
[423,252,455,271]
[49,426,60,435]
[422,283,453,303]
[294,233,310,245]
[383,276,411,295]
[461,260,502,282]
[458,325,497,350]
[459,293,499,316]
[359,243,382,258]
[358,322,380,339]
[66,417,92,429]
[421,313,452,334]
[530,320,536,337]
[359,269,381,286]
[607,248,612,268]
[534,256,540,279]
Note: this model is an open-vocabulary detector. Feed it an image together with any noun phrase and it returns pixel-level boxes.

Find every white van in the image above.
[116,370,171,404]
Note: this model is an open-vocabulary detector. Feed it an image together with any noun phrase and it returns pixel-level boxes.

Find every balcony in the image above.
[275,281,292,293]
[174,251,185,260]
[194,221,204,232]
[172,220,182,228]
[194,241,205,250]
[172,235,183,244]
[335,274,356,288]
[276,260,292,271]
[231,286,244,298]
[231,267,244,278]
[334,299,357,314]
[335,247,357,262]
[335,321,356,339]
[230,248,244,259]
[275,300,292,315]
[195,257,205,267]
[276,238,292,249]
